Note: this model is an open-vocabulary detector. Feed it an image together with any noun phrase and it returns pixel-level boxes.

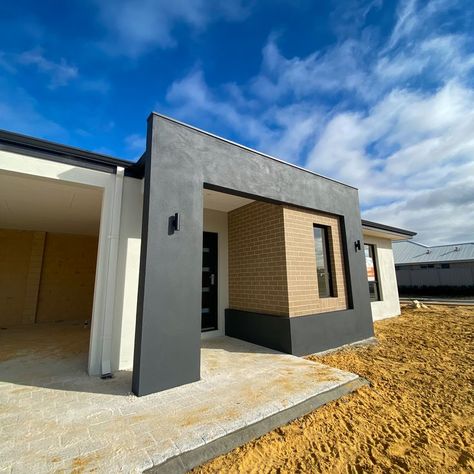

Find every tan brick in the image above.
[228,201,348,318]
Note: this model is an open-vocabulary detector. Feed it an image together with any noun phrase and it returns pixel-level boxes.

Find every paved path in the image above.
[0,324,362,473]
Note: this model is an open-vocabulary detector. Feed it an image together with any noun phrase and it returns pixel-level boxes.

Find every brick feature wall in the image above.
[228,202,348,318]
[228,202,289,316]
[283,206,348,316]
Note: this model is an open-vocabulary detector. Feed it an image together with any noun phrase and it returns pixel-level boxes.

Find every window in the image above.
[314,225,334,298]
[364,244,381,301]
[441,263,450,269]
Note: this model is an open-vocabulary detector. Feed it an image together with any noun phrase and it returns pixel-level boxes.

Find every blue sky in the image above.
[1,0,473,244]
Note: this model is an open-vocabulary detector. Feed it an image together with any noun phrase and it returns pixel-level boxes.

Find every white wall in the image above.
[363,234,401,321]
[203,208,229,337]
[109,206,229,368]
[111,176,143,371]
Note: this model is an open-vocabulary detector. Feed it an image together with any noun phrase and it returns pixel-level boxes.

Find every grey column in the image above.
[132,116,203,396]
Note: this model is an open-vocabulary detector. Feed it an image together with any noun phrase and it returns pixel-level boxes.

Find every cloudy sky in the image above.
[1,0,473,244]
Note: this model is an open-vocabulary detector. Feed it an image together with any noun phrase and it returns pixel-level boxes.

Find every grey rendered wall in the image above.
[133,114,374,396]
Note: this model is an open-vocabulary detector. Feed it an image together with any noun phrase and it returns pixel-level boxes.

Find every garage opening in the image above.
[0,170,103,385]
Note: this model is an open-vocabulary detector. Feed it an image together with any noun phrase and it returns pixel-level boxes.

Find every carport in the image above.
[0,131,142,379]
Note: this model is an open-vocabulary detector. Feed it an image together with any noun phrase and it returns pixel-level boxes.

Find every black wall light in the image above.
[354,239,361,252]
[168,212,180,235]
[172,212,180,231]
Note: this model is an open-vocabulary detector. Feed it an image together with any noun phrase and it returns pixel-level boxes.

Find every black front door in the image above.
[202,232,218,331]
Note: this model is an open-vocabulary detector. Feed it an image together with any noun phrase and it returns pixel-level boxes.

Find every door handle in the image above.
[210,274,215,285]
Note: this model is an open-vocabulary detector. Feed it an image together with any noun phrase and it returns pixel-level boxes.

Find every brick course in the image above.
[228,202,288,316]
[283,206,348,316]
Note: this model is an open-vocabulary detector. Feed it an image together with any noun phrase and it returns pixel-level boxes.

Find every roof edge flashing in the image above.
[361,219,416,237]
[0,129,144,178]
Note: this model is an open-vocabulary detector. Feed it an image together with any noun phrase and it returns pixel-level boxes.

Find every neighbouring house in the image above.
[393,240,474,296]
[361,221,416,320]
[0,113,414,396]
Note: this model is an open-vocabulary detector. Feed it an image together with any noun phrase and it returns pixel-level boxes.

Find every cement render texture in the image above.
[0,324,362,473]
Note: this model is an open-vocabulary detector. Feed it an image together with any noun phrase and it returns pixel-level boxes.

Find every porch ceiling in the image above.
[203,188,253,212]
[0,171,102,235]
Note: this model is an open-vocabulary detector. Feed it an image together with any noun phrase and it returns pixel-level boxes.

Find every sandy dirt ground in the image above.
[193,305,474,473]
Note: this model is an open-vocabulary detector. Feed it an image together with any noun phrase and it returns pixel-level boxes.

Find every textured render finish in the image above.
[0,324,362,473]
[363,235,401,321]
[228,201,288,316]
[134,114,374,395]
[284,206,348,316]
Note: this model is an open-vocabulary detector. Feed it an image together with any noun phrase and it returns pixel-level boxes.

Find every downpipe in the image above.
[100,166,124,378]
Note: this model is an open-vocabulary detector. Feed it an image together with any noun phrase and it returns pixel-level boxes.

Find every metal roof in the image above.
[393,240,474,264]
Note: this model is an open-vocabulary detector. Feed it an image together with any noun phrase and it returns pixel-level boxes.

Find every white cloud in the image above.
[307,82,474,243]
[160,0,474,244]
[163,68,323,162]
[18,48,78,89]
[250,37,371,102]
[95,0,250,56]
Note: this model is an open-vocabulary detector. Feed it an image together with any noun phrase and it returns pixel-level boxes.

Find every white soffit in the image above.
[0,171,102,235]
[203,189,253,212]
[362,227,410,241]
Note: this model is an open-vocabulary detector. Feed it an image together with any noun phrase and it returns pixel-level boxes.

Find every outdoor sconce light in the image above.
[354,240,361,252]
[172,212,180,231]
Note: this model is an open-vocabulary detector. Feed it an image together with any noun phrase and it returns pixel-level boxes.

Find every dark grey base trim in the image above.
[225,309,292,353]
[225,308,375,357]
[145,377,368,474]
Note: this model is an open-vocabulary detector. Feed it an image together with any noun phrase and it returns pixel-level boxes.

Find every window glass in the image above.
[314,226,334,298]
[364,244,381,301]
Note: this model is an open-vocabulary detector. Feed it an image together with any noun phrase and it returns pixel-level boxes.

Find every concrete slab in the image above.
[0,324,365,473]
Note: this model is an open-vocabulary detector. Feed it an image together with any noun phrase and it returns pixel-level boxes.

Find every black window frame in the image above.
[313,225,335,298]
[364,243,381,302]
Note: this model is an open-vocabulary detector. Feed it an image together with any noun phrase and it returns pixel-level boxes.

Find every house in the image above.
[393,240,474,296]
[361,221,416,320]
[0,113,414,397]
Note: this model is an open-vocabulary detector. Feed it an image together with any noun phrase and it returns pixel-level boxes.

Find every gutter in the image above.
[100,166,125,377]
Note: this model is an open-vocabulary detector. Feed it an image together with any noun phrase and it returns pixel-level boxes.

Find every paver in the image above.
[0,324,364,473]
